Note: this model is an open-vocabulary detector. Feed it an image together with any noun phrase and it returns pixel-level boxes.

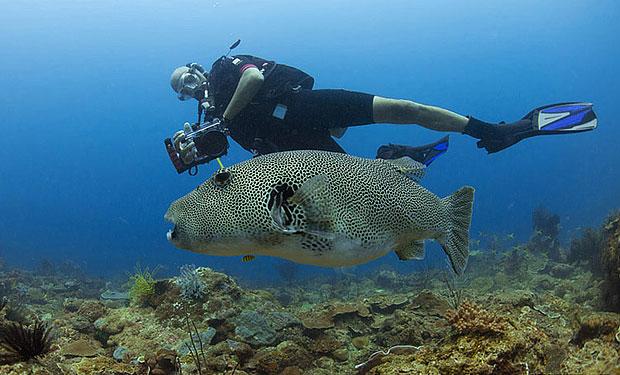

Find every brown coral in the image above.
[571,312,620,346]
[299,302,370,329]
[252,341,312,375]
[76,300,107,322]
[60,339,101,357]
[445,300,508,336]
[139,349,180,375]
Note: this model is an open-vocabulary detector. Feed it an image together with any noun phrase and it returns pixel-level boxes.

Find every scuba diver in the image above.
[166,41,597,174]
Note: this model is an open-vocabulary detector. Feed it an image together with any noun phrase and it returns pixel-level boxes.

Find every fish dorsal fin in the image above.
[289,175,335,233]
[380,157,426,181]
[395,240,425,260]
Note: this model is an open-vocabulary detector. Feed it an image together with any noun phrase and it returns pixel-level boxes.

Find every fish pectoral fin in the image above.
[380,157,426,181]
[395,240,425,260]
[270,190,302,234]
[289,174,335,232]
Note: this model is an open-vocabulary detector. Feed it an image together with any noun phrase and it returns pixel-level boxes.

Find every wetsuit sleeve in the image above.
[208,56,258,115]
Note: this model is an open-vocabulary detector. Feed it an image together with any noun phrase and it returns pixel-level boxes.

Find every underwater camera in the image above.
[165,117,229,174]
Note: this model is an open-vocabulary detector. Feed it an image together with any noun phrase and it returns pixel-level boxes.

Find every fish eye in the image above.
[213,169,231,187]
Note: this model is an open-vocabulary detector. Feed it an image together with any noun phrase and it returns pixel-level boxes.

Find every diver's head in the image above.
[170,63,208,101]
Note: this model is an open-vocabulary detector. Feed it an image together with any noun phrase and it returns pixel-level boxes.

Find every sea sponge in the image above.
[445,300,508,336]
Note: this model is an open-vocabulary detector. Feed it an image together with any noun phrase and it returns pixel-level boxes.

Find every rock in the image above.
[235,310,277,346]
[308,334,342,355]
[77,300,107,322]
[493,289,537,308]
[143,349,180,375]
[63,299,81,312]
[280,366,303,375]
[225,339,254,363]
[113,346,130,361]
[299,302,371,330]
[253,341,312,374]
[352,336,369,349]
[94,315,128,335]
[177,327,216,356]
[550,263,574,278]
[100,290,129,301]
[70,316,93,333]
[315,356,334,369]
[332,348,349,362]
[268,311,301,331]
[410,290,450,316]
[99,290,129,307]
[571,312,620,346]
[61,339,101,357]
[365,294,409,314]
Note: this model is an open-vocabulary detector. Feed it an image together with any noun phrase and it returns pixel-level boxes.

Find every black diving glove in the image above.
[463,117,534,154]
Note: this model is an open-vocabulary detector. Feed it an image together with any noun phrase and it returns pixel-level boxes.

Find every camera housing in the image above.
[165,118,229,174]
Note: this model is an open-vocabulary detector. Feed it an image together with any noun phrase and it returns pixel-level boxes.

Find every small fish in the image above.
[506,233,515,240]
[242,255,255,262]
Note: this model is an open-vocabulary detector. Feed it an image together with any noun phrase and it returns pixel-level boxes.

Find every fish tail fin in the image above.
[439,186,475,275]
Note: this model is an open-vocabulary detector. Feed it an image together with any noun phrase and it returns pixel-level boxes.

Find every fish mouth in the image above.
[164,211,177,242]
[166,226,177,242]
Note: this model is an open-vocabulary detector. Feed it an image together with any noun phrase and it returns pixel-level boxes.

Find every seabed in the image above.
[1,210,619,374]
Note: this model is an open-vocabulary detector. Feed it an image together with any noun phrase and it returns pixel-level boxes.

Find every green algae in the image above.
[127,265,158,306]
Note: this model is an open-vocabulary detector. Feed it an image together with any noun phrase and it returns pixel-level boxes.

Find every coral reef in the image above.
[0,320,54,364]
[568,227,604,274]
[139,348,181,375]
[175,264,208,301]
[601,212,620,312]
[445,300,508,336]
[530,206,562,260]
[1,217,620,374]
[128,265,158,306]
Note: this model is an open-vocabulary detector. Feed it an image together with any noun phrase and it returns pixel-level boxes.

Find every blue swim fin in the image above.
[467,102,597,153]
[376,135,449,166]
[525,102,597,133]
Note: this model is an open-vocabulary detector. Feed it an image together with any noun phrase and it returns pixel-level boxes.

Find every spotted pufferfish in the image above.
[165,150,474,274]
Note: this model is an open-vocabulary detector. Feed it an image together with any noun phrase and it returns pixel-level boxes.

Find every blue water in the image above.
[1,0,618,282]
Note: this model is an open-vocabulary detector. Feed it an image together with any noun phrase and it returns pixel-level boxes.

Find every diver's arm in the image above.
[222,67,264,120]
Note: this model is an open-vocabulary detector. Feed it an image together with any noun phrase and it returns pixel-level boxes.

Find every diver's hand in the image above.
[173,122,197,165]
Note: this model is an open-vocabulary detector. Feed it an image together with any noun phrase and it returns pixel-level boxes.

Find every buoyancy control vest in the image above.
[207,54,315,117]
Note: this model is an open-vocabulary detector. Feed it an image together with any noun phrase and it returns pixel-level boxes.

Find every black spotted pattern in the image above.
[166,150,459,265]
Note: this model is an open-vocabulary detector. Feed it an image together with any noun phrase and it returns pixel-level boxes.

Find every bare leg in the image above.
[372,96,468,132]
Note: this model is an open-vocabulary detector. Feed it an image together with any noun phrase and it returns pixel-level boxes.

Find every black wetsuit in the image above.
[208,54,375,155]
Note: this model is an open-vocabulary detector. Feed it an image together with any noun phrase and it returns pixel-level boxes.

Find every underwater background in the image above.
[1,1,620,374]
[1,0,618,281]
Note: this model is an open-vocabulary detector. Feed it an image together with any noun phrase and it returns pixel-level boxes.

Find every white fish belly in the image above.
[261,236,394,267]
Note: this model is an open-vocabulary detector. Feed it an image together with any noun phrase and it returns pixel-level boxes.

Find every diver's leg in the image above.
[372,97,469,132]
[372,97,597,154]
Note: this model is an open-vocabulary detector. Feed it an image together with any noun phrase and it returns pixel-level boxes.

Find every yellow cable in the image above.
[216,157,225,170]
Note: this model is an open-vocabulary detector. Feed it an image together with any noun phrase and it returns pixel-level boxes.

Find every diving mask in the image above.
[177,72,203,100]
[171,63,207,101]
